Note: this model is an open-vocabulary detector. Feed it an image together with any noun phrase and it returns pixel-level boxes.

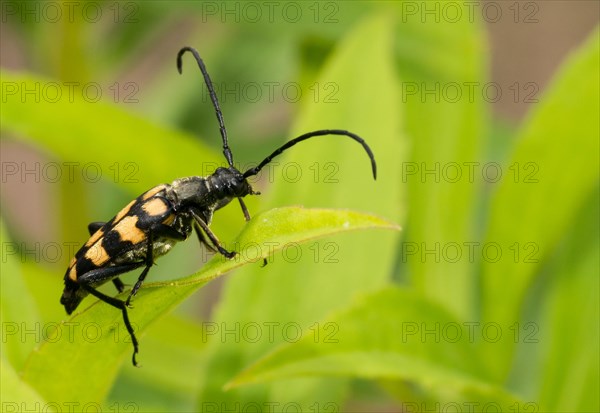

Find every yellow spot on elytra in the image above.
[142,185,166,200]
[85,228,104,247]
[114,199,136,223]
[113,215,145,244]
[85,243,110,267]
[68,261,78,281]
[142,197,168,217]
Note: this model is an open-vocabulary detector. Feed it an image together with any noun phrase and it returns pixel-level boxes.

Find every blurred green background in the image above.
[1,1,598,412]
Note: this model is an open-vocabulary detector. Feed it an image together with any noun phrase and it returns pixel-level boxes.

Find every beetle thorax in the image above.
[171,168,253,211]
[170,176,207,206]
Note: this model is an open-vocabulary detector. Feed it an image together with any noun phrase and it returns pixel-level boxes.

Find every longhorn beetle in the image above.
[61,46,377,366]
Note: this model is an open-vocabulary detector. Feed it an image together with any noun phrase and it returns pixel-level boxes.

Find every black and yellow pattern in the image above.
[60,47,376,367]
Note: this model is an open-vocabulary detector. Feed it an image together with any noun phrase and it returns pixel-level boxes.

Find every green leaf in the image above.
[481,27,600,380]
[228,286,526,409]
[394,1,488,320]
[108,315,208,412]
[20,207,398,404]
[197,12,404,408]
[0,220,40,370]
[534,192,599,412]
[0,359,47,411]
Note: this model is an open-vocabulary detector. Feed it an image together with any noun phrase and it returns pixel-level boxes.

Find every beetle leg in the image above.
[194,224,217,253]
[237,198,251,222]
[152,224,188,241]
[76,263,142,287]
[237,199,267,267]
[190,210,236,259]
[79,281,140,366]
[87,221,106,235]
[126,232,155,307]
[112,278,125,293]
[125,224,188,307]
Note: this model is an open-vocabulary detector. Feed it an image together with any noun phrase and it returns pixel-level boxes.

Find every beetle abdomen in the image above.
[61,184,183,313]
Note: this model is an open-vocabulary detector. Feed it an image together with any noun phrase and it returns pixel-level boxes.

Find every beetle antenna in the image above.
[177,46,234,167]
[243,129,377,180]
